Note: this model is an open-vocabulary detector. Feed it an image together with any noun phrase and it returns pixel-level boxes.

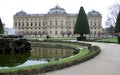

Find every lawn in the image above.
[95,37,117,43]
[28,37,76,41]
[28,37,118,43]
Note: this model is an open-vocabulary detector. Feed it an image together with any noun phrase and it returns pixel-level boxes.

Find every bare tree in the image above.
[106,3,120,27]
[105,26,115,37]
[66,31,72,37]
[105,3,120,37]
[61,31,65,37]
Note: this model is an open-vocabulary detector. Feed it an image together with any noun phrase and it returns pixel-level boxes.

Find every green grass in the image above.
[95,37,117,43]
[28,37,75,41]
[28,37,118,43]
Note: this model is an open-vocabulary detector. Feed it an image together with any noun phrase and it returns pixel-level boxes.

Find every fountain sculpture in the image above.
[0,34,31,54]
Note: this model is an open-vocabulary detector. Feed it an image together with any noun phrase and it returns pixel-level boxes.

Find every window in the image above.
[39,22,41,26]
[94,19,96,26]
[50,31,52,34]
[15,22,17,26]
[31,22,33,26]
[66,21,67,26]
[50,21,52,25]
[61,20,63,25]
[69,21,71,26]
[94,22,96,26]
[98,31,100,34]
[43,22,45,26]
[94,31,96,35]
[55,19,57,26]
[35,22,37,26]
[98,21,100,26]
[22,22,24,26]
[19,22,20,26]
[27,22,29,26]
[99,27,101,29]
[43,31,45,34]
[55,31,57,35]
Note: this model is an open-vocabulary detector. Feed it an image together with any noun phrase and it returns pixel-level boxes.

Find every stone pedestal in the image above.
[77,37,86,41]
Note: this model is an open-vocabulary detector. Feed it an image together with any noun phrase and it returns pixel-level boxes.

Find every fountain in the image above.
[0,34,31,54]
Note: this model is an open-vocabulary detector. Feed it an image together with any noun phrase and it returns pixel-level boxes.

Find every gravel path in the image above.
[37,42,120,75]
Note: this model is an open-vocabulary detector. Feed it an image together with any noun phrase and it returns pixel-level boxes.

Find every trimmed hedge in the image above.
[0,42,100,75]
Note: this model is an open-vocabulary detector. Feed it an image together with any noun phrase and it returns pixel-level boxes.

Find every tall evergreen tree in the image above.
[115,11,120,43]
[74,6,90,40]
[0,18,4,34]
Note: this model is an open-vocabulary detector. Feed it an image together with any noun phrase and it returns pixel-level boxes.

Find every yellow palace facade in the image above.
[13,5,102,37]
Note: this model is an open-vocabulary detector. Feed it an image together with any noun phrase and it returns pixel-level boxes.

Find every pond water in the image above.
[0,46,78,69]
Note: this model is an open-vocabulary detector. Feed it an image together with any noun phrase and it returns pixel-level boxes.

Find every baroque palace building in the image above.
[13,5,102,37]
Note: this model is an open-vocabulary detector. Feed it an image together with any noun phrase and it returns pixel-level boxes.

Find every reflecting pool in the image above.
[0,46,79,69]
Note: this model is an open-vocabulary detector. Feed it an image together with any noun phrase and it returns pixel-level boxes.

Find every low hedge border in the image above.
[0,42,101,75]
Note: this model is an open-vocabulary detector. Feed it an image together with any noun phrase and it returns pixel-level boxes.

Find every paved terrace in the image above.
[37,41,120,75]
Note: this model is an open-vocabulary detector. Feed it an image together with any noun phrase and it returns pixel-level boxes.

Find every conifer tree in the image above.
[0,18,4,34]
[115,11,120,43]
[74,6,90,40]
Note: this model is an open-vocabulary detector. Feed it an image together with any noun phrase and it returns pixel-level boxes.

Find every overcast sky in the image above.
[0,0,119,28]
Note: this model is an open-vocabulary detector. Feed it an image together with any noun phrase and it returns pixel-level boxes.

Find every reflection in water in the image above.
[30,47,78,61]
[0,46,78,69]
[0,53,30,67]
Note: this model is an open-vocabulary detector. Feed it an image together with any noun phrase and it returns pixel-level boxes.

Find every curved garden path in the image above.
[37,42,120,75]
